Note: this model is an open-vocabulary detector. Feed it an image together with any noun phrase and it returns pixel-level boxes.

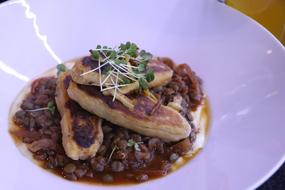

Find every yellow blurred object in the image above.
[227,0,285,45]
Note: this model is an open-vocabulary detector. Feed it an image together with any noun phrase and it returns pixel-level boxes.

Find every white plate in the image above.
[0,0,284,190]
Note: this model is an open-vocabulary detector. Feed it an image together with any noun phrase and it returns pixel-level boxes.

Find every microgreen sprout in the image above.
[127,139,143,151]
[80,42,155,101]
[56,64,68,76]
[25,101,56,115]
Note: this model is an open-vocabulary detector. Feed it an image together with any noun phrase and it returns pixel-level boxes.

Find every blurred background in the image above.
[227,0,285,45]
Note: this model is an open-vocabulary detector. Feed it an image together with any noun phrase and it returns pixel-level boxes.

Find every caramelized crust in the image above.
[70,56,173,94]
[67,81,191,142]
[55,72,103,160]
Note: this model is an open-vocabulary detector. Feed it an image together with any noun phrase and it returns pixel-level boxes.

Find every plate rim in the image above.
[219,3,285,189]
[0,0,285,189]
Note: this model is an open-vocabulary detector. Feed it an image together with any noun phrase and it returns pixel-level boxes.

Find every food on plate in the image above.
[9,42,210,184]
[55,72,103,160]
[71,56,173,94]
[67,80,191,142]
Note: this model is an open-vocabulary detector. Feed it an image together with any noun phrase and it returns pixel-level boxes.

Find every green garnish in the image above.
[122,78,131,84]
[25,101,56,115]
[56,64,68,76]
[145,69,155,82]
[47,101,56,115]
[140,50,152,60]
[127,139,143,151]
[80,42,155,101]
[138,78,148,91]
[90,50,100,60]
[137,63,146,72]
[126,43,138,57]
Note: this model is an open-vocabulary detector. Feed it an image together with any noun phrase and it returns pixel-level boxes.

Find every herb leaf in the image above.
[90,50,100,60]
[138,63,146,72]
[127,139,142,151]
[47,101,56,115]
[109,51,117,59]
[127,139,136,147]
[145,69,155,82]
[140,50,153,61]
[25,101,56,115]
[122,78,131,84]
[127,44,138,57]
[139,78,149,91]
[56,64,67,76]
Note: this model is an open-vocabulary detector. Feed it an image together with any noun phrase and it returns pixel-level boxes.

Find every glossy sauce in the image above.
[9,62,211,185]
[10,99,211,185]
[51,99,211,185]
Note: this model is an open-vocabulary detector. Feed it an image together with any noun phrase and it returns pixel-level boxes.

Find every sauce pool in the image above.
[8,62,211,185]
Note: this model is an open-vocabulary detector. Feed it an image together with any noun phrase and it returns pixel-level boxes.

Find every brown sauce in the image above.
[79,99,211,185]
[10,98,211,185]
[9,60,211,185]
